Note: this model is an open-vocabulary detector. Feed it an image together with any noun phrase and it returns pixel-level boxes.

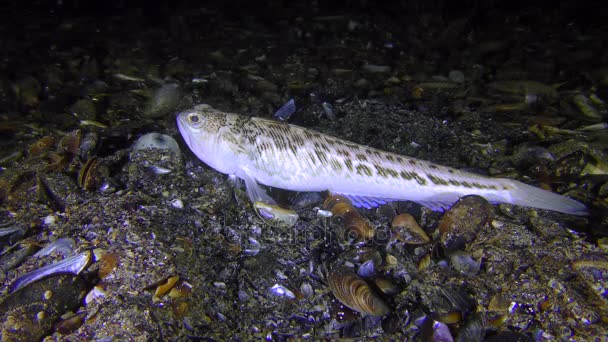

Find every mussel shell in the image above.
[339,210,375,241]
[327,267,390,316]
[439,195,493,253]
[391,213,430,244]
[0,274,88,341]
[322,194,352,210]
[324,196,375,241]
[58,130,82,155]
[78,158,108,191]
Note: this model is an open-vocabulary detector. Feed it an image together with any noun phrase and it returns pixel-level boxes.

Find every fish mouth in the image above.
[176,113,193,147]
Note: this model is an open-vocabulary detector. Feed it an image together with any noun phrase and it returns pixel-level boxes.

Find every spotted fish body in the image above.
[177,104,588,216]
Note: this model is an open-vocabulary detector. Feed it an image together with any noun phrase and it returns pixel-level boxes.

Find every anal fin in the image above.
[335,193,391,209]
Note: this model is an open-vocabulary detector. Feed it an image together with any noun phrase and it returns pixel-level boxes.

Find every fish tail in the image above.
[500,179,588,216]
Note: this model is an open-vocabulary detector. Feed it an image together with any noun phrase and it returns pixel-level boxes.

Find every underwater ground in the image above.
[1,0,607,340]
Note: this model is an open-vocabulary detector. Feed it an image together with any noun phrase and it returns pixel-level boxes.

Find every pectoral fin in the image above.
[238,169,276,205]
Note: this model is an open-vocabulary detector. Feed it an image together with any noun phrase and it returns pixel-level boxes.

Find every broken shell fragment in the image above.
[33,238,76,258]
[273,98,296,121]
[268,283,296,299]
[9,251,91,294]
[168,280,193,299]
[154,275,180,298]
[327,267,390,316]
[85,285,107,305]
[97,252,118,279]
[55,311,87,335]
[391,213,430,244]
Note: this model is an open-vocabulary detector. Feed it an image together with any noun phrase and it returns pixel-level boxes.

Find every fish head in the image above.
[176,104,244,175]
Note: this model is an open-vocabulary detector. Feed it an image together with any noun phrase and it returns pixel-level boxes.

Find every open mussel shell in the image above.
[327,267,390,316]
[9,251,92,294]
[78,158,109,191]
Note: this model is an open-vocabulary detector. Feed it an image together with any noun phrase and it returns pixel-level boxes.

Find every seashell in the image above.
[571,259,608,307]
[242,237,261,256]
[572,94,602,121]
[436,310,463,324]
[0,223,24,238]
[488,294,511,312]
[322,195,374,241]
[373,277,400,296]
[327,267,390,316]
[28,136,55,156]
[154,275,180,298]
[268,283,296,299]
[9,251,91,293]
[273,98,296,121]
[449,251,481,276]
[418,253,431,271]
[391,213,430,244]
[148,165,173,175]
[357,259,376,278]
[168,280,193,299]
[85,284,107,305]
[290,191,324,209]
[299,282,314,299]
[58,129,82,155]
[0,274,87,341]
[69,99,97,121]
[316,209,333,218]
[322,102,335,120]
[131,133,180,156]
[45,152,70,171]
[78,158,108,191]
[33,238,75,258]
[322,194,351,209]
[172,300,189,317]
[0,242,38,272]
[55,311,87,335]
[421,319,454,342]
[98,252,118,279]
[253,201,299,226]
[439,195,493,253]
[329,299,360,322]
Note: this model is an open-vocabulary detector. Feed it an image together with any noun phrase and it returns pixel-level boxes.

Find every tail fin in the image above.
[501,179,588,216]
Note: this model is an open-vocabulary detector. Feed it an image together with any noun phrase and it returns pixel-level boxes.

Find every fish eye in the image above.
[187,113,202,126]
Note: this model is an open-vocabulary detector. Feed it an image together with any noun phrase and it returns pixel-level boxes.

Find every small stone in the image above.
[362,64,391,73]
[171,198,184,209]
[69,99,97,120]
[448,70,465,83]
[44,215,57,226]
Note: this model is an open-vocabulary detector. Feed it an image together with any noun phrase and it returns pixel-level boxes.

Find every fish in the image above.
[176,104,588,216]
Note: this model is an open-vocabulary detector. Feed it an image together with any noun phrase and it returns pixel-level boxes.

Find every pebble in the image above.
[448,70,465,83]
[362,64,391,73]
